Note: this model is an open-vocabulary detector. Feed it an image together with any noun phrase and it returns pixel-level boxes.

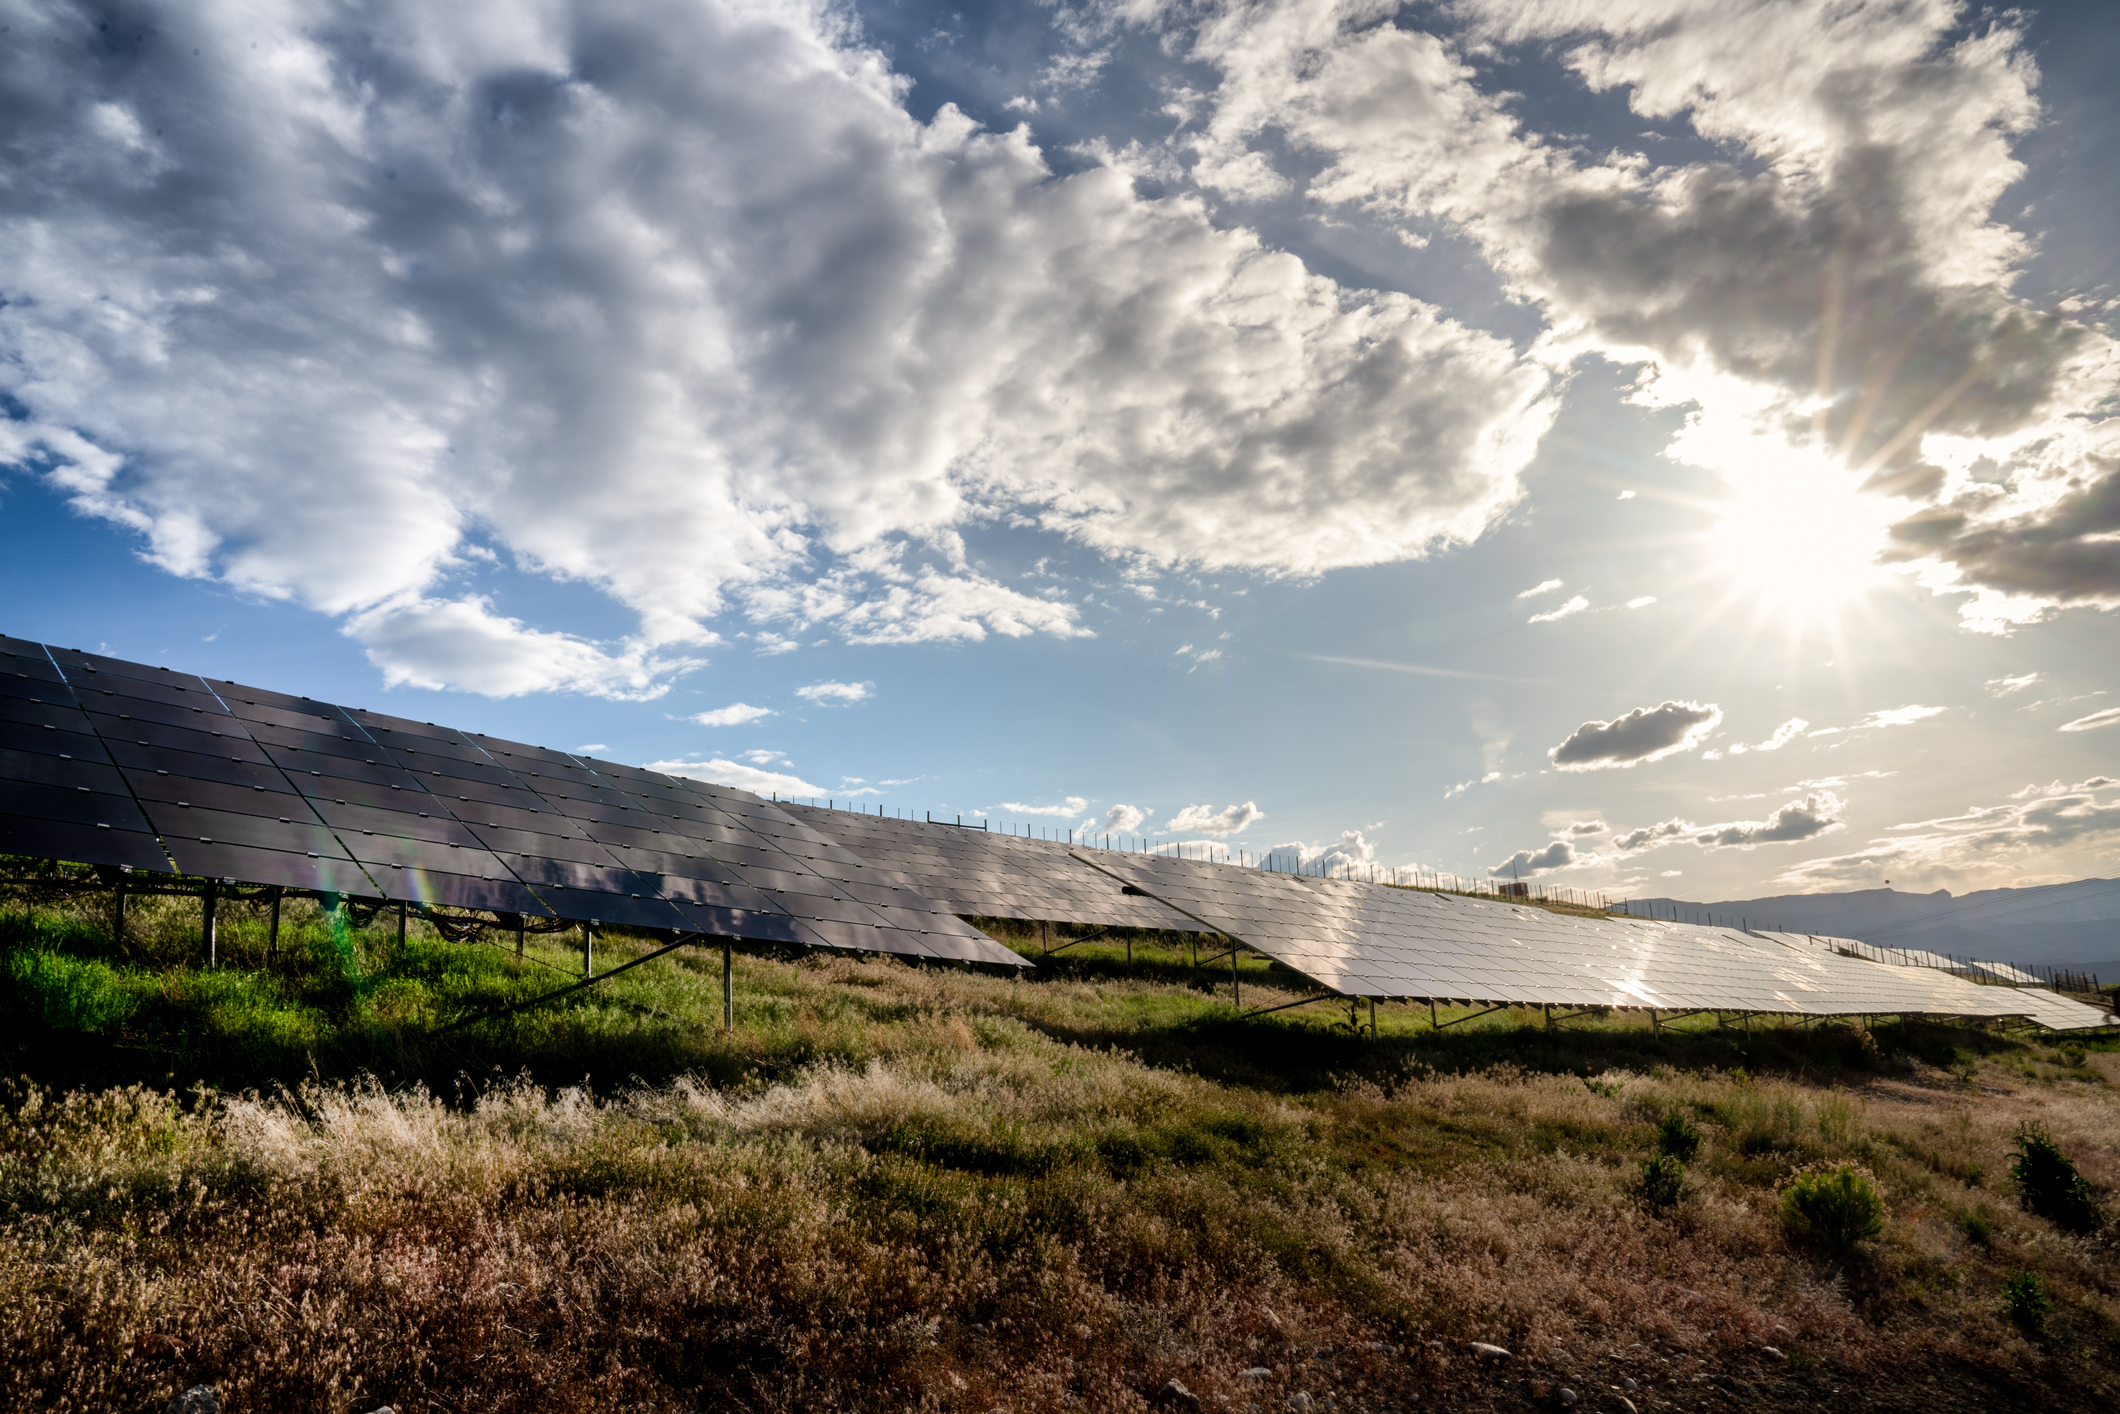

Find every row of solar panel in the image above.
[0,637,1026,968]
[779,808,2111,1029]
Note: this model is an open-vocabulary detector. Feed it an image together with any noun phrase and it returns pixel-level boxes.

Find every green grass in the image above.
[3,877,2119,1411]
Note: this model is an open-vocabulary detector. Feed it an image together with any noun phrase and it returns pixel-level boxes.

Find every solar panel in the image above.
[781,808,1206,932]
[0,639,1027,969]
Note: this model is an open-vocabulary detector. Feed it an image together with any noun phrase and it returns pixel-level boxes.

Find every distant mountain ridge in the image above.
[1621,878,2120,974]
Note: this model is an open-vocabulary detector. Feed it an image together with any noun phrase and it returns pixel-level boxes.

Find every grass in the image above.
[2,877,2119,1411]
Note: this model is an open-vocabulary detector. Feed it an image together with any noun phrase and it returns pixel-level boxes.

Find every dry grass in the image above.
[2,902,2119,1410]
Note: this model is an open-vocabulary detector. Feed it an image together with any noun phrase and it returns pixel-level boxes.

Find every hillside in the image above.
[2,881,2117,1413]
[1626,879,2120,974]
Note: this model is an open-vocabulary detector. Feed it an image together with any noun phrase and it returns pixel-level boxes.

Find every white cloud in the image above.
[1443,769,1504,799]
[1625,596,1657,609]
[2059,706,2120,733]
[1617,490,1637,500]
[1167,801,1265,836]
[1565,818,1609,836]
[1609,791,1846,853]
[1490,839,1584,877]
[795,680,874,705]
[1777,779,2120,891]
[1159,0,2120,633]
[0,0,1556,695]
[643,756,824,798]
[1526,594,1588,624]
[1089,803,1150,835]
[575,743,608,754]
[1986,672,2041,694]
[739,749,788,766]
[1863,705,1947,729]
[342,595,704,699]
[1551,700,1722,771]
[1516,577,1564,599]
[692,702,775,727]
[1728,717,1808,754]
[1003,796,1090,818]
[1271,829,1377,875]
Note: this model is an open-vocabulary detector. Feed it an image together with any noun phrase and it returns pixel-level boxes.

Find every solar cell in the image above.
[81,690,249,734]
[361,866,555,915]
[0,719,112,764]
[225,698,359,734]
[0,815,171,871]
[515,884,693,932]
[310,798,485,845]
[259,745,426,789]
[113,743,295,791]
[139,801,352,857]
[0,748,127,794]
[0,694,96,732]
[88,713,272,762]
[159,838,377,893]
[1,779,154,833]
[66,674,229,715]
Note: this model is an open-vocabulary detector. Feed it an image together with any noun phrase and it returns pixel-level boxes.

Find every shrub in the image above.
[1780,1163,1886,1255]
[2058,1044,2086,1069]
[1656,1108,1701,1160]
[1999,1270,2051,1334]
[1958,1210,1992,1245]
[2008,1124,2101,1235]
[1638,1154,1685,1208]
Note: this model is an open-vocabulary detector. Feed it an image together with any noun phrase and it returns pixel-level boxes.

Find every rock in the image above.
[1288,1395,1313,1413]
[1762,1346,1786,1361]
[1618,1400,1639,1414]
[1621,1377,1638,1390]
[1153,1379,1200,1411]
[1558,1389,1577,1407]
[168,1389,219,1414]
[1466,1342,1512,1359]
[1238,1367,1273,1380]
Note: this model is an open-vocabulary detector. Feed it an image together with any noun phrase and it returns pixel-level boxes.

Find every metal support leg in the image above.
[515,915,525,959]
[396,899,407,952]
[1231,938,1240,1007]
[203,882,218,968]
[1651,1009,1661,1035]
[723,938,733,1032]
[582,921,593,978]
[1369,997,1377,1039]
[1544,1003,1553,1031]
[113,880,126,948]
[268,887,282,961]
[1430,999,1438,1030]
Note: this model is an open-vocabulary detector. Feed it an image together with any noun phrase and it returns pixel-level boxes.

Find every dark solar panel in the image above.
[0,815,171,871]
[0,641,1029,968]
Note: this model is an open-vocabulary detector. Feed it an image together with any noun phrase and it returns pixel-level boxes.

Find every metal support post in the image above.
[1544,1003,1554,1031]
[582,921,594,978]
[722,938,733,1032]
[1651,1008,1661,1035]
[268,887,282,960]
[1231,937,1240,1007]
[113,879,126,947]
[1369,997,1377,1038]
[397,899,408,951]
[1430,999,1438,1030]
[203,882,219,968]
[515,914,526,958]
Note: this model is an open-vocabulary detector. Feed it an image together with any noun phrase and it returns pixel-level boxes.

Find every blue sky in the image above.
[3,0,2116,902]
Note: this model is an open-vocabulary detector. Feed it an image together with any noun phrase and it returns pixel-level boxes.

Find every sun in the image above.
[1704,454,1894,621]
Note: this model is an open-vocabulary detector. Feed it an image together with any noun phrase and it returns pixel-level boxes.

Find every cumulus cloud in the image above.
[1516,578,1564,599]
[0,0,1556,695]
[1550,699,1722,770]
[692,703,775,727]
[1003,796,1090,818]
[1690,792,1845,848]
[1526,594,1588,624]
[1147,0,2120,633]
[1273,829,1377,875]
[1566,818,1609,836]
[643,756,824,797]
[1167,801,1265,836]
[343,596,704,699]
[1776,779,2120,890]
[2059,707,2120,733]
[1090,803,1150,835]
[1608,791,1846,853]
[1490,839,1581,877]
[796,680,874,705]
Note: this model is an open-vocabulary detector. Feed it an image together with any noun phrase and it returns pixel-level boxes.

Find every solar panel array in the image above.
[781,806,1204,932]
[1072,851,2112,1027]
[0,636,1025,968]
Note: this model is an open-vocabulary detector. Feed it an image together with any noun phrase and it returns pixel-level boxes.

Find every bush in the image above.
[1656,1108,1702,1160]
[2000,1270,2051,1334]
[2008,1124,2101,1235]
[1780,1163,1886,1255]
[1638,1154,1685,1208]
[1958,1209,1992,1245]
